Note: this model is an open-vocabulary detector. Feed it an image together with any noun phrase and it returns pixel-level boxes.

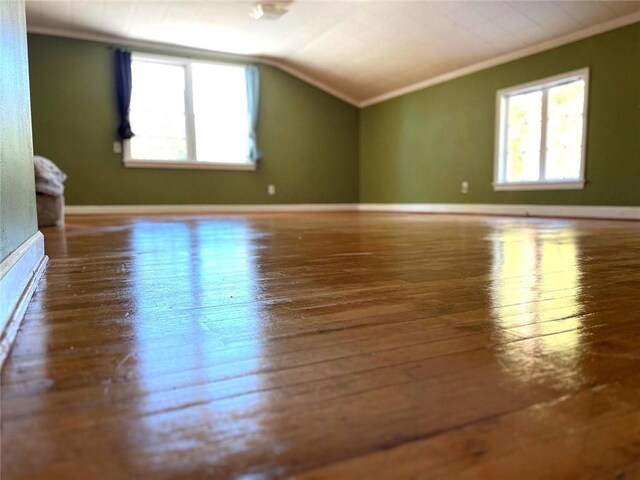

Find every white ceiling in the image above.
[25,1,640,106]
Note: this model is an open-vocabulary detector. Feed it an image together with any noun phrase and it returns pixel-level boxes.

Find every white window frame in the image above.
[123,52,256,172]
[493,68,589,191]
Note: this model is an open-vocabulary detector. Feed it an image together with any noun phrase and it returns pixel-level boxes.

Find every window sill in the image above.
[493,180,585,191]
[123,159,256,172]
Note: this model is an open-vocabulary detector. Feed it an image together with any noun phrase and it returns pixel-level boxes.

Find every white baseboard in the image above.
[64,203,640,220]
[0,232,48,367]
[65,204,359,215]
[358,203,640,220]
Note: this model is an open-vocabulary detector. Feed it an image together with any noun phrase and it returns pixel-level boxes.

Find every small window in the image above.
[494,68,589,191]
[124,54,254,171]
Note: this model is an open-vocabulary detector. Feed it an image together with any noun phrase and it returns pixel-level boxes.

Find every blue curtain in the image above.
[115,49,134,140]
[245,65,261,162]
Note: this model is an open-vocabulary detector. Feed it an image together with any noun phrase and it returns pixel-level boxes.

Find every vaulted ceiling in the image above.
[25,1,640,106]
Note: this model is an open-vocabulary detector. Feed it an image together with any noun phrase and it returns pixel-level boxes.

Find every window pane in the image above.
[130,111,186,138]
[545,80,585,181]
[130,136,188,161]
[131,61,186,113]
[191,63,249,164]
[129,59,188,160]
[505,91,542,182]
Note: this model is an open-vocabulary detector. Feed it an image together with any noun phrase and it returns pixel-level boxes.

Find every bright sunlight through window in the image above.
[127,54,250,169]
[494,69,588,191]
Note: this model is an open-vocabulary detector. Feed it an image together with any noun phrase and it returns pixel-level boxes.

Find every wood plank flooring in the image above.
[2,212,640,479]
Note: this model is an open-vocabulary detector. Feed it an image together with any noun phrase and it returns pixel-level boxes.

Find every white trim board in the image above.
[123,159,257,171]
[358,204,640,220]
[64,203,640,220]
[0,232,48,368]
[65,204,359,215]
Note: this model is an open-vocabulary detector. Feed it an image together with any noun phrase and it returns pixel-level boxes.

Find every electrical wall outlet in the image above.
[113,141,122,154]
[268,184,276,196]
[461,181,469,194]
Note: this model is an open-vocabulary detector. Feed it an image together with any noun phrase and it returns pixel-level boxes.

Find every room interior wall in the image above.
[28,23,639,209]
[360,22,640,206]
[1,0,38,262]
[27,33,360,206]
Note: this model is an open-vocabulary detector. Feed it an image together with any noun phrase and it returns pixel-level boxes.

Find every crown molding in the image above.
[27,11,640,110]
[360,11,640,107]
[257,56,359,106]
[26,25,360,107]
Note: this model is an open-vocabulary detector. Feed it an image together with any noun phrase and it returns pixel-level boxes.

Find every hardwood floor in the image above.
[2,212,640,479]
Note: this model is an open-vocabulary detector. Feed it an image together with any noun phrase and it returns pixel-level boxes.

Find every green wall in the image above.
[1,0,37,261]
[360,22,640,206]
[27,23,640,208]
[27,34,360,205]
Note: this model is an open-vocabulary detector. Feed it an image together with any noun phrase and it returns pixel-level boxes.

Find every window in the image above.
[494,68,589,191]
[124,54,254,171]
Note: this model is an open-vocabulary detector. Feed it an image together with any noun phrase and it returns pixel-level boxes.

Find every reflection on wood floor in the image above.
[2,213,640,479]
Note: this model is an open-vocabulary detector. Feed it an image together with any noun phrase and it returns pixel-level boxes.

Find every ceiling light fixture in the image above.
[249,4,264,20]
[249,2,290,21]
